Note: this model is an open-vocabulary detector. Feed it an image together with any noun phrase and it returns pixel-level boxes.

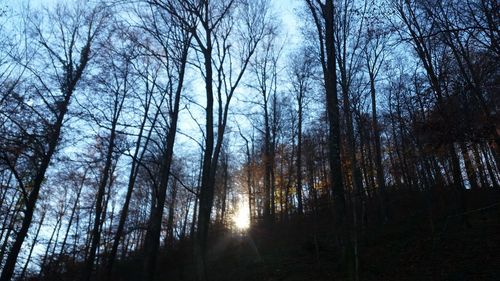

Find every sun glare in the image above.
[232,200,250,231]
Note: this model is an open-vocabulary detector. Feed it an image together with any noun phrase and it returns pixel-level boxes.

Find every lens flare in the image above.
[232,199,250,230]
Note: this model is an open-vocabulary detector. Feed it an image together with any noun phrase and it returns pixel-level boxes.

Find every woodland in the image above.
[0,0,499,280]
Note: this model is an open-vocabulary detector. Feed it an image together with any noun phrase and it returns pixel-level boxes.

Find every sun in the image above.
[232,199,250,231]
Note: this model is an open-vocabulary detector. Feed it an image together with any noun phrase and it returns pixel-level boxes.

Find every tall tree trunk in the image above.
[369,71,387,221]
[58,170,86,263]
[195,24,216,278]
[190,195,198,239]
[306,0,346,231]
[482,143,499,188]
[180,194,193,240]
[461,143,479,189]
[0,192,20,263]
[20,210,46,280]
[40,213,62,277]
[296,93,304,215]
[46,210,65,275]
[340,64,363,281]
[263,93,273,223]
[241,133,253,223]
[105,90,157,280]
[472,145,488,188]
[221,157,229,225]
[1,92,72,281]
[142,48,187,281]
[81,121,118,281]
[165,179,178,249]
[0,173,13,211]
[449,144,469,226]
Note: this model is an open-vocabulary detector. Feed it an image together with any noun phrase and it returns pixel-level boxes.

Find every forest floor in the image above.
[113,188,500,281]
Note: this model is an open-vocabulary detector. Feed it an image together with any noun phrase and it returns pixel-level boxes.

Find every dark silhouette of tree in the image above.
[0,3,108,280]
[304,0,347,262]
[0,1,498,280]
[129,4,192,280]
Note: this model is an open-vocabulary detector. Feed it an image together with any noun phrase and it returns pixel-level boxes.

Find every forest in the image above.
[0,0,499,280]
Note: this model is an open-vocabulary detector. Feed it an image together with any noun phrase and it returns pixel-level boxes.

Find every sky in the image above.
[273,0,302,46]
[1,0,306,271]
[2,0,303,39]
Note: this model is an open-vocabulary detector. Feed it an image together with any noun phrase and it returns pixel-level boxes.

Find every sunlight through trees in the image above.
[0,0,498,280]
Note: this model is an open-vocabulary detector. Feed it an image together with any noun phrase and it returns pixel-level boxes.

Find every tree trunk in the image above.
[58,170,86,263]
[142,47,187,281]
[482,143,499,188]
[40,213,62,277]
[0,192,20,263]
[460,143,479,189]
[20,210,45,280]
[296,93,304,215]
[105,91,157,280]
[81,125,117,281]
[0,93,72,281]
[165,179,178,249]
[369,71,387,221]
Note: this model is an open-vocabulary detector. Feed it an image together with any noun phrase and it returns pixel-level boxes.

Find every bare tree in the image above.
[362,9,390,221]
[115,2,194,280]
[0,3,108,280]
[304,0,346,245]
[104,40,163,280]
[248,32,281,223]
[289,47,315,215]
[80,25,133,281]
[150,1,273,280]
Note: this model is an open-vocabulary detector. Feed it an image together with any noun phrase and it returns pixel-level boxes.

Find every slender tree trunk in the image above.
[142,75,185,281]
[73,210,80,262]
[142,39,189,281]
[58,170,86,262]
[263,94,273,223]
[40,214,62,277]
[180,195,192,240]
[83,202,95,262]
[20,210,46,280]
[449,144,469,226]
[340,70,363,281]
[482,143,499,188]
[0,173,13,211]
[219,152,229,225]
[105,93,156,280]
[0,93,72,281]
[165,180,178,249]
[472,145,488,188]
[0,192,20,263]
[190,195,198,239]
[46,210,65,274]
[369,71,387,221]
[81,120,118,281]
[242,135,253,223]
[271,95,278,220]
[296,94,304,215]
[461,143,479,189]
